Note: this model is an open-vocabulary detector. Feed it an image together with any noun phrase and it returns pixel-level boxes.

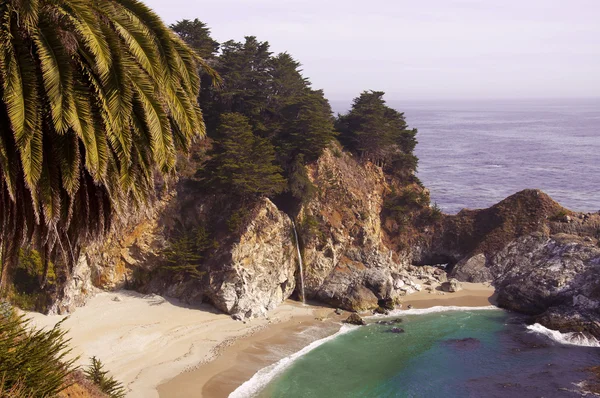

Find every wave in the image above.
[374,305,500,318]
[229,324,359,398]
[526,323,600,347]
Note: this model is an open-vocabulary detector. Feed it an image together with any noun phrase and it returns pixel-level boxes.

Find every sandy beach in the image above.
[27,282,495,398]
[27,291,325,398]
[399,281,497,309]
[158,282,496,398]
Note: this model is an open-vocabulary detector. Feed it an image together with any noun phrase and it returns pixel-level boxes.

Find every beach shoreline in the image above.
[27,283,495,398]
[27,291,326,398]
[158,282,496,398]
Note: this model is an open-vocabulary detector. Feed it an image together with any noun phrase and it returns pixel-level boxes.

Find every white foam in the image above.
[527,323,600,348]
[374,305,500,318]
[229,324,359,398]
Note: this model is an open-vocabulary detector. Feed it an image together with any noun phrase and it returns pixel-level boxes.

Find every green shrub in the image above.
[161,226,215,279]
[0,303,75,396]
[300,214,326,245]
[227,208,251,233]
[84,357,126,398]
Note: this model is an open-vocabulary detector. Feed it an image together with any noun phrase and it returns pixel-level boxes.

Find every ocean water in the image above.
[332,98,600,214]
[230,99,600,397]
[235,309,600,398]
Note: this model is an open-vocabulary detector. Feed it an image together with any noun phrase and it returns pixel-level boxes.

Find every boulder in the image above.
[373,307,389,315]
[441,278,463,293]
[343,313,366,326]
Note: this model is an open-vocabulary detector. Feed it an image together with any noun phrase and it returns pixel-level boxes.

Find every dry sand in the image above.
[27,282,495,398]
[27,291,323,398]
[399,281,497,309]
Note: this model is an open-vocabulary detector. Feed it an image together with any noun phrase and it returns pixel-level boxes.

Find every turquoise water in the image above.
[252,309,599,398]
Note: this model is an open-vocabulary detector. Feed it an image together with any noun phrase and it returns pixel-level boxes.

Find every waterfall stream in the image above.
[291,221,306,304]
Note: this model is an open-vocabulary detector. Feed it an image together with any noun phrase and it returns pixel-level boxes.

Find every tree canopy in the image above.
[203,113,285,198]
[336,91,418,178]
[170,19,220,59]
[0,0,211,291]
[194,36,336,202]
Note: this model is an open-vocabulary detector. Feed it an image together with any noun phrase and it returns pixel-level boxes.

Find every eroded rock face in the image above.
[51,198,169,314]
[492,234,600,337]
[297,149,422,311]
[145,198,298,320]
[203,199,297,318]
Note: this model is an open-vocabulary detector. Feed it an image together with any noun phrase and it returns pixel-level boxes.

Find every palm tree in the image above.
[0,0,215,291]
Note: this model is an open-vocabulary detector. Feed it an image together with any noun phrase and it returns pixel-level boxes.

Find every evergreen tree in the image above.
[203,113,285,198]
[170,19,220,59]
[84,356,126,398]
[337,91,418,177]
[268,53,336,163]
[0,304,75,396]
[177,28,337,202]
[201,37,273,134]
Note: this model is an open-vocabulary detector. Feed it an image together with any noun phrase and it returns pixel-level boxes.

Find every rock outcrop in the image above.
[343,313,366,325]
[144,197,298,319]
[48,145,600,339]
[296,148,434,311]
[493,234,600,337]
[418,190,600,338]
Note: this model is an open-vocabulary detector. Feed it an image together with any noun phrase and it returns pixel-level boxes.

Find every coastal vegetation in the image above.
[0,302,74,396]
[0,0,212,299]
[84,357,126,398]
[0,3,428,394]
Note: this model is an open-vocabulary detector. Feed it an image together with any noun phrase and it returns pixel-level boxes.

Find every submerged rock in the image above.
[377,318,403,326]
[343,313,366,326]
[442,337,481,349]
[388,327,405,334]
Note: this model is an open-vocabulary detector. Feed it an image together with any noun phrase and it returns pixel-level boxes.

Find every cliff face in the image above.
[419,189,600,337]
[53,147,434,317]
[51,147,600,337]
[152,197,298,319]
[51,198,169,314]
[298,148,430,311]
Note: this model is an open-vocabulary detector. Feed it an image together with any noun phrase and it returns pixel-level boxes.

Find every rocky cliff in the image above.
[50,148,600,337]
[297,148,439,311]
[53,146,437,317]
[419,189,600,338]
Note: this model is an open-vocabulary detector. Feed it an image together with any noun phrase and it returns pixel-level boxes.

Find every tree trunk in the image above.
[0,248,12,296]
[40,245,50,289]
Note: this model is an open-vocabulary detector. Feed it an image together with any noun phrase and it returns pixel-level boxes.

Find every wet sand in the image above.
[158,282,496,398]
[158,307,342,398]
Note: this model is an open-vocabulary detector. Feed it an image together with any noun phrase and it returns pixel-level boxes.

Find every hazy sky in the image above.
[144,0,599,101]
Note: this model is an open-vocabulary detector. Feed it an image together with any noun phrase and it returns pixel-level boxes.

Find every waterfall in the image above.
[291,221,306,304]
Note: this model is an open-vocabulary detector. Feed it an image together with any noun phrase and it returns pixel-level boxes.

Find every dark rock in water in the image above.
[388,327,405,334]
[407,305,413,309]
[534,306,600,340]
[442,337,481,349]
[343,313,366,326]
[376,318,403,326]
[335,308,343,315]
